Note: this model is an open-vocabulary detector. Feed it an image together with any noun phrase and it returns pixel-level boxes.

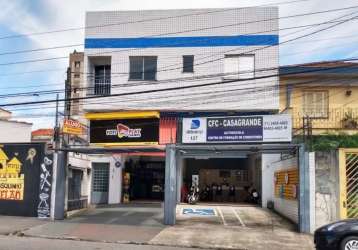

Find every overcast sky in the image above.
[0,0,357,129]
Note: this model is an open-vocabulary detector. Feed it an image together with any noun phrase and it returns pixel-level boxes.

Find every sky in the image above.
[0,0,357,129]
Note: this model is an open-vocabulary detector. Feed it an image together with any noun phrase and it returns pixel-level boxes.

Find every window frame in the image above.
[302,90,329,119]
[74,61,81,68]
[223,54,255,80]
[182,55,194,73]
[129,56,158,81]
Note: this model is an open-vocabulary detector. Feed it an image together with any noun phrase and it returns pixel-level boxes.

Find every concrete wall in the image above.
[262,154,299,224]
[0,120,32,143]
[314,151,340,229]
[83,8,279,111]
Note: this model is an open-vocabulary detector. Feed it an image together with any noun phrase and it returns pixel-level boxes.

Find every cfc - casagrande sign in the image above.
[182,114,292,143]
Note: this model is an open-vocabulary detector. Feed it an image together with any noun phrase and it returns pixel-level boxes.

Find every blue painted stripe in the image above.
[85,35,278,48]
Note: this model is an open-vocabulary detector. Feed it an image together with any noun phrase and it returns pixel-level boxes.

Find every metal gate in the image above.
[91,163,109,204]
[339,149,358,219]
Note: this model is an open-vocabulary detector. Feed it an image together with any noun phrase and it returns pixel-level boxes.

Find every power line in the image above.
[1,7,358,67]
[0,0,312,41]
[1,57,357,108]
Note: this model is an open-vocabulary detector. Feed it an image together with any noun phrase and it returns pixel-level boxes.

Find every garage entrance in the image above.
[123,156,165,201]
[164,144,312,233]
[181,155,261,205]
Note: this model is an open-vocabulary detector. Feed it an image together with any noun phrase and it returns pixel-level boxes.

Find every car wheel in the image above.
[340,236,358,250]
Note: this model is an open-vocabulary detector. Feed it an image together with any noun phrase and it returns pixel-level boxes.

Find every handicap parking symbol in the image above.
[182,208,215,216]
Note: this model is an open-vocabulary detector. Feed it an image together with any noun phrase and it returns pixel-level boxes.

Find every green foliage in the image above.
[295,133,358,151]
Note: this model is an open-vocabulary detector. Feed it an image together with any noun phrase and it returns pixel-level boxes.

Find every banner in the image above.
[90,118,159,145]
[182,114,292,143]
[63,119,86,135]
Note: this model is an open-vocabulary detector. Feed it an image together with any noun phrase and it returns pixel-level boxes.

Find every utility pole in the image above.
[50,94,66,220]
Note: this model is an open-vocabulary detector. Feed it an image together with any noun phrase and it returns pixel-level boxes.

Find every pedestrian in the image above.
[229,184,236,203]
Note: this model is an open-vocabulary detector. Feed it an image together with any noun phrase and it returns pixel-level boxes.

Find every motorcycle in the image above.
[187,185,200,204]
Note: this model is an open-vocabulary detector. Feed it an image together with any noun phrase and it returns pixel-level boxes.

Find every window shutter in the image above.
[224,57,239,79]
[238,56,255,79]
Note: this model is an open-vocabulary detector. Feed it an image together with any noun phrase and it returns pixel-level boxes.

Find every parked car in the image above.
[314,219,358,250]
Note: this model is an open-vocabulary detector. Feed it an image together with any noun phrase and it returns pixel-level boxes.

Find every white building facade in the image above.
[80,8,287,214]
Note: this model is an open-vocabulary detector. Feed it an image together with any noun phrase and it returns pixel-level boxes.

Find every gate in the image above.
[91,163,109,204]
[339,149,358,219]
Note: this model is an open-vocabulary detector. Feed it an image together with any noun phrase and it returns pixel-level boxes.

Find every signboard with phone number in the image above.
[182,114,292,143]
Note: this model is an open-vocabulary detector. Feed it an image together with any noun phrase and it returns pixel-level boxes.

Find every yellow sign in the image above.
[274,168,298,200]
[0,148,24,201]
[63,119,85,135]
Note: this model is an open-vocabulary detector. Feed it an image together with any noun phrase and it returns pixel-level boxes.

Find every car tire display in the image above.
[340,236,358,250]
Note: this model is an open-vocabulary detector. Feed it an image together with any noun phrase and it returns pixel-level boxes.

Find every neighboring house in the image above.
[0,109,32,143]
[280,61,358,135]
[280,62,358,229]
[81,8,280,206]
[31,129,54,143]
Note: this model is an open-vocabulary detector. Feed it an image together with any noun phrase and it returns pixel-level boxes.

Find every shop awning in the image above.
[85,111,160,120]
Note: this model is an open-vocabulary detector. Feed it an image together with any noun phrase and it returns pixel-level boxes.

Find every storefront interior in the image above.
[124,156,165,201]
[181,155,262,204]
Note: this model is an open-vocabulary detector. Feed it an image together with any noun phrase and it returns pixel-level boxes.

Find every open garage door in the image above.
[164,144,312,233]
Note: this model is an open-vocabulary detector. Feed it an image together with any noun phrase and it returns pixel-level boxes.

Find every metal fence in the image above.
[291,108,358,130]
[87,76,111,96]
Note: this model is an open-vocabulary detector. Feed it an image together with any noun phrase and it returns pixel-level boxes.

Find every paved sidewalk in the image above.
[149,205,314,250]
[23,205,165,243]
[0,235,206,250]
[0,216,48,235]
[1,204,315,250]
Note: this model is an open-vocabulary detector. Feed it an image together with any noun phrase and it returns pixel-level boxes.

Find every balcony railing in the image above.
[290,107,358,130]
[87,77,111,96]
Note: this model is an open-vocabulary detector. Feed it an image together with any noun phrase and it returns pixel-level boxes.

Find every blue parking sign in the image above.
[182,208,215,216]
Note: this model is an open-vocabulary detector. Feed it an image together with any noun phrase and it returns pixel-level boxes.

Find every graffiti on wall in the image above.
[274,168,299,200]
[37,156,52,218]
[0,144,53,217]
[0,148,24,201]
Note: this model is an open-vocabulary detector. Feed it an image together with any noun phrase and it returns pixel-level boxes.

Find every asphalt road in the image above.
[0,235,206,250]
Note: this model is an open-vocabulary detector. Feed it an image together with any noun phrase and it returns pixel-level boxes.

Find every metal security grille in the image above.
[345,152,358,218]
[92,164,109,192]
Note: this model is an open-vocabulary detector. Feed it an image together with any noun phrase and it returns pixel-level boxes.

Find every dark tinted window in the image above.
[94,65,111,83]
[129,56,157,80]
[183,55,194,73]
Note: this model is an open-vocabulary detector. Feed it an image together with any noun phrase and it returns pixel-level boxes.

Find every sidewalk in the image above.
[0,205,315,250]
[0,216,48,235]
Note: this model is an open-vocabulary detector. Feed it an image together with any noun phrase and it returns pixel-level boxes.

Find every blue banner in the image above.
[206,116,263,142]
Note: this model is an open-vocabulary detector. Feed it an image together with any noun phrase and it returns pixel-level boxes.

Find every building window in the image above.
[129,56,157,81]
[224,55,255,79]
[183,55,194,73]
[74,61,81,68]
[74,73,80,78]
[94,65,111,95]
[302,91,329,118]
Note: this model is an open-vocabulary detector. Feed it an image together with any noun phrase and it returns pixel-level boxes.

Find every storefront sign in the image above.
[63,119,85,135]
[90,118,159,145]
[182,114,292,143]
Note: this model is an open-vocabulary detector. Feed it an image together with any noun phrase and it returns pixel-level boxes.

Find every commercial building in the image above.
[65,7,314,233]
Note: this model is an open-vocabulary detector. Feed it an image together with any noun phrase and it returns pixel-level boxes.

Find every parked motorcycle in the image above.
[187,185,200,204]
